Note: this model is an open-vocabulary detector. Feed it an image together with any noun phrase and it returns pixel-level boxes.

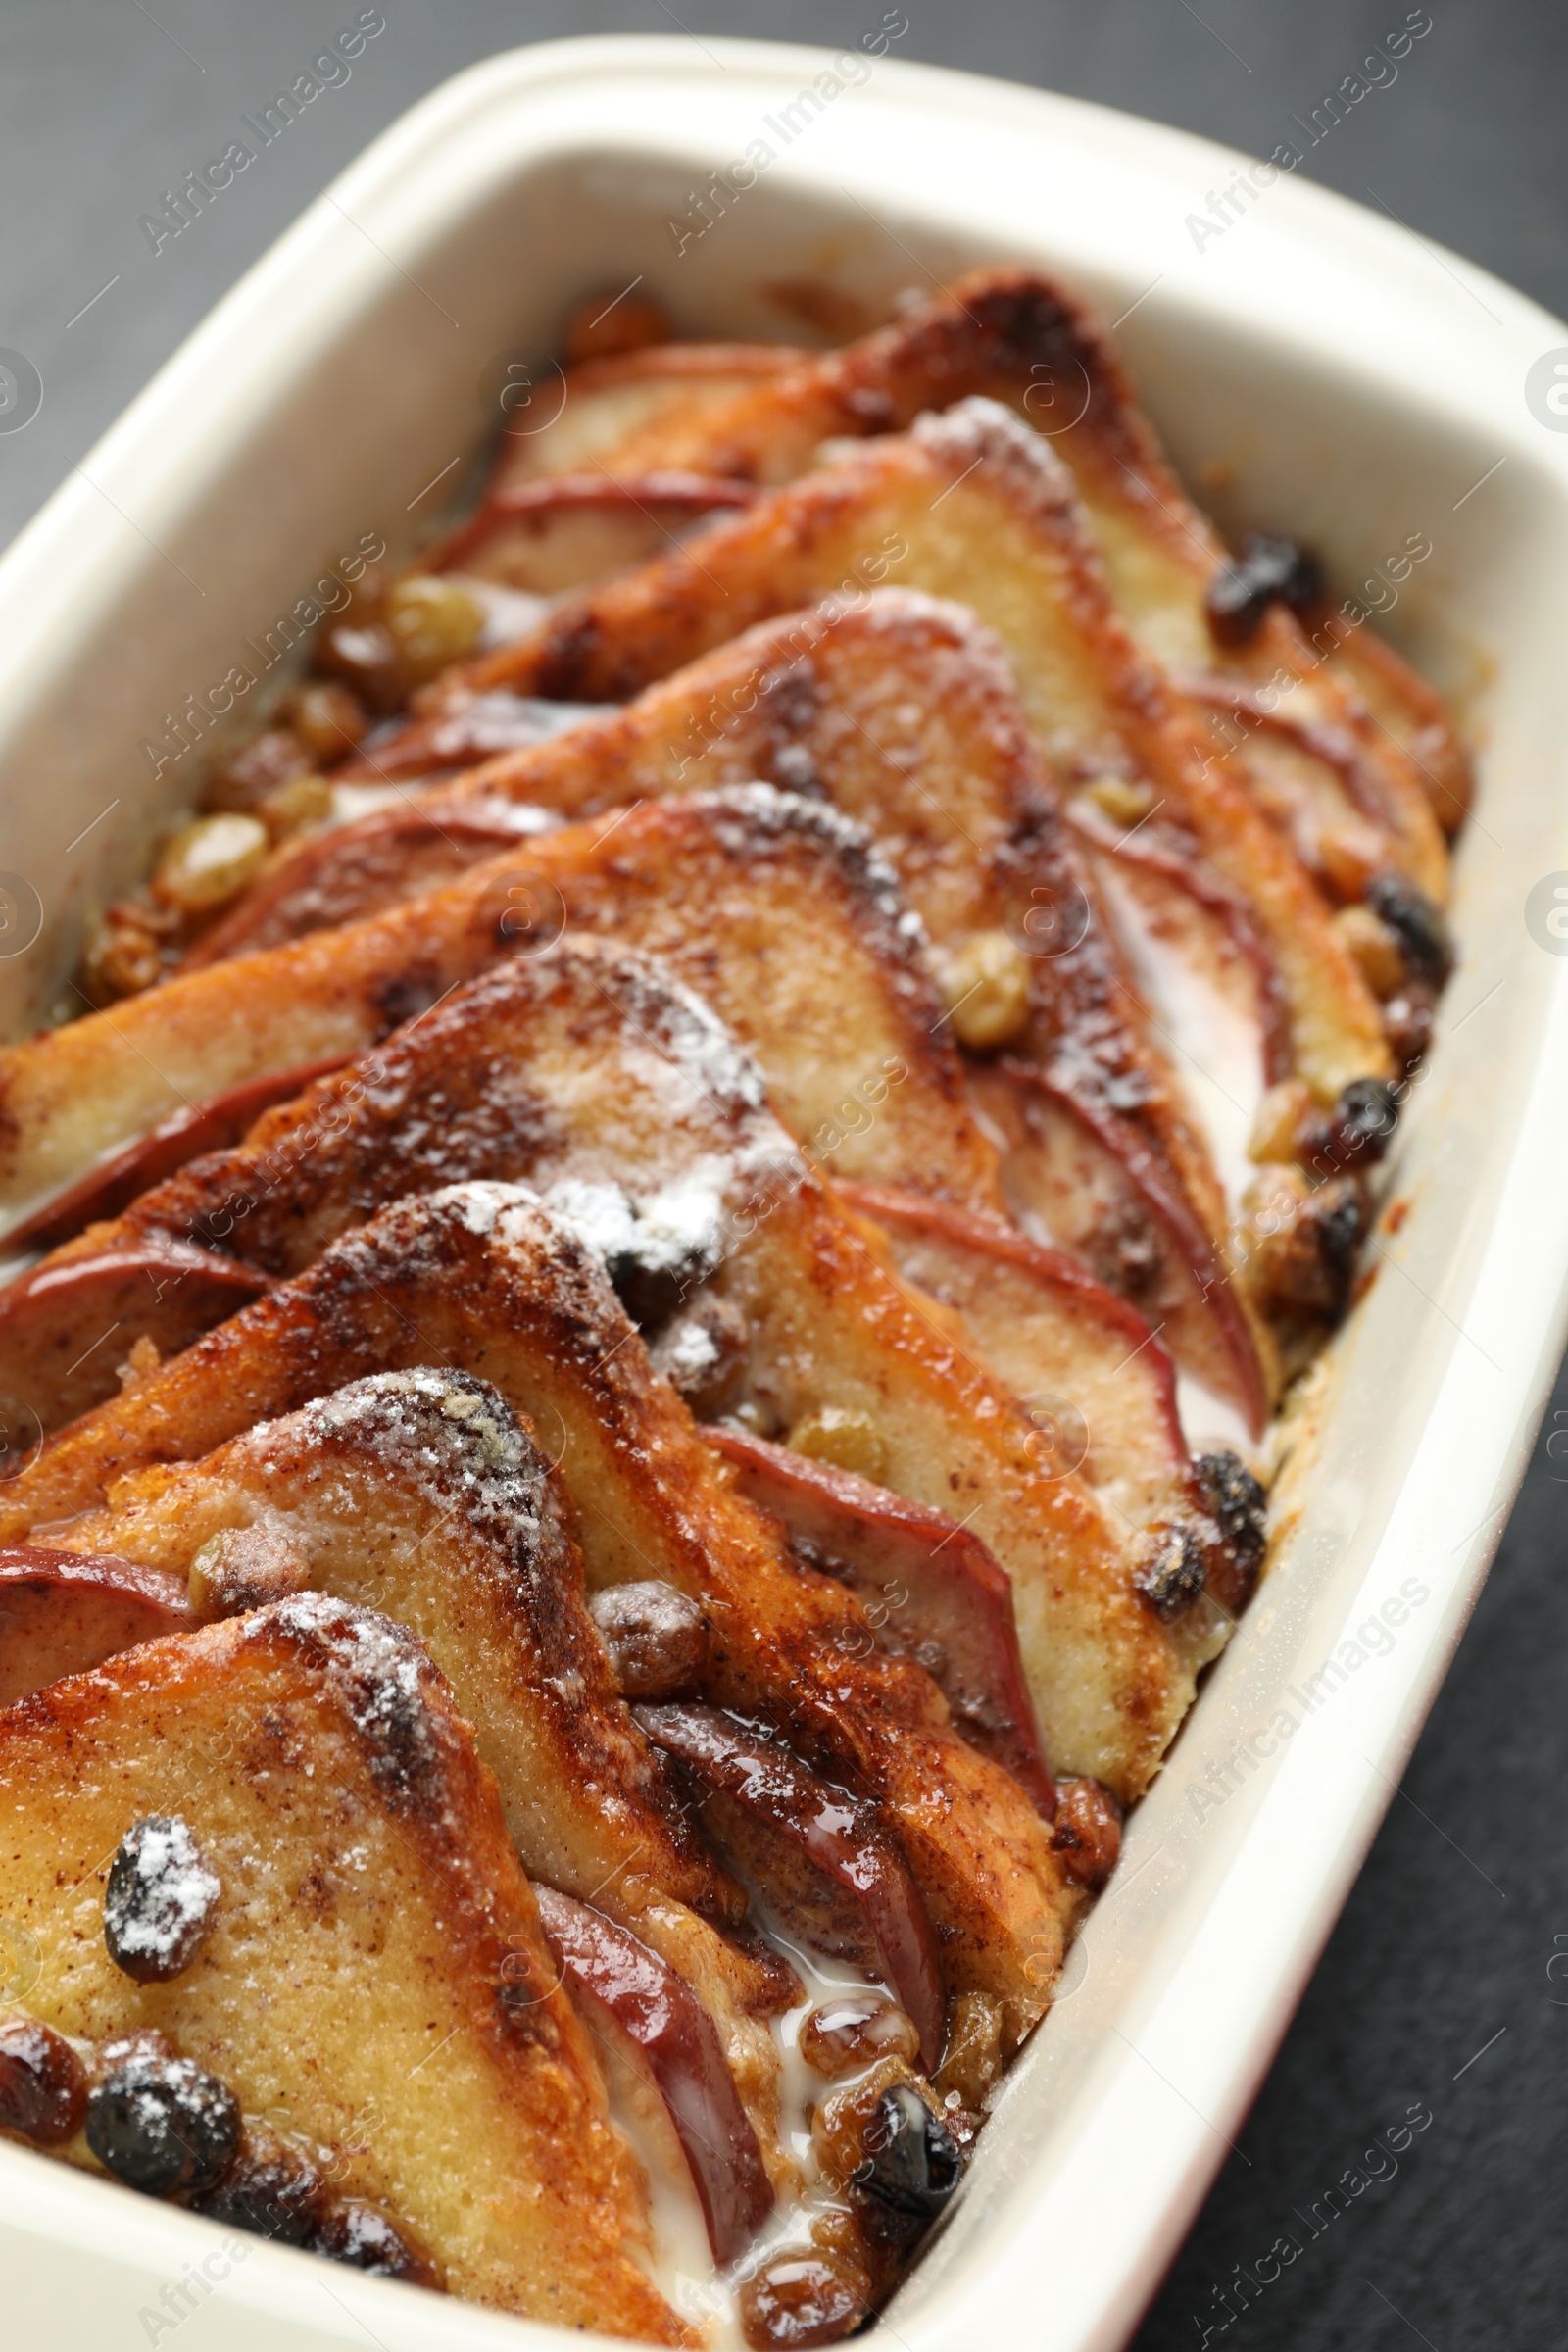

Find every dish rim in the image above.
[2,33,1567,2352]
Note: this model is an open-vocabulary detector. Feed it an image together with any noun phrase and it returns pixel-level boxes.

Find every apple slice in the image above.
[422,472,758,597]
[5,1056,347,1254]
[0,1545,191,1704]
[635,1701,945,2072]
[180,800,557,971]
[705,1424,1053,1820]
[835,1186,1187,1501]
[332,690,615,783]
[534,1884,774,2265]
[0,1246,274,1433]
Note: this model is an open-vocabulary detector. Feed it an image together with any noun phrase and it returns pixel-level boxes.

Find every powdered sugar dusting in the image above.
[103,1815,220,1978]
[298,1367,549,1553]
[542,1164,730,1292]
[269,1591,439,1805]
[699,782,929,951]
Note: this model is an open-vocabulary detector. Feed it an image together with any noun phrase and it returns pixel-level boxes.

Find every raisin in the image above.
[0,2019,87,2144]
[851,2083,963,2237]
[1315,1077,1399,1173]
[588,1581,707,1700]
[1247,1173,1366,1321]
[1383,988,1436,1071]
[1135,1524,1207,1620]
[1365,873,1453,987]
[85,2052,239,2195]
[1204,533,1325,648]
[739,2253,867,2348]
[195,2142,324,2246]
[104,1815,220,1984]
[800,1995,920,2077]
[1194,1451,1268,1577]
[1051,1778,1124,1892]
[1305,1180,1367,1311]
[315,2199,436,2283]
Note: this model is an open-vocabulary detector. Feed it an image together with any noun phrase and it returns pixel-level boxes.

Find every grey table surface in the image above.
[2,3,1563,2345]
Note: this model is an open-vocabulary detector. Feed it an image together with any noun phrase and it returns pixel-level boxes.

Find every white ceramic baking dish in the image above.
[3,33,1568,2352]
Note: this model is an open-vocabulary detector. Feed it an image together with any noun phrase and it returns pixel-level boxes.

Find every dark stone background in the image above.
[3,5,1563,2344]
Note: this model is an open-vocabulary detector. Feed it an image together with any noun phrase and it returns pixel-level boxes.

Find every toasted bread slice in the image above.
[184,592,1258,1407]
[51,1366,792,2197]
[0,1595,684,2336]
[417,341,807,597]
[490,341,808,490]
[0,792,998,1243]
[449,401,1393,1104]
[7,945,1226,1791]
[572,266,1465,850]
[0,1183,1084,2028]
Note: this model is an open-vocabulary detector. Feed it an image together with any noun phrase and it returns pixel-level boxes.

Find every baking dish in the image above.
[2,32,1568,2352]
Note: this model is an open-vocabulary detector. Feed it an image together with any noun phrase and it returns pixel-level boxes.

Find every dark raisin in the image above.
[1135,1524,1207,1620]
[195,2144,325,2246]
[851,2083,963,2228]
[0,2019,87,2144]
[315,2199,436,2284]
[1252,1176,1366,1321]
[1316,1077,1399,1173]
[1051,1777,1124,1891]
[1305,1179,1366,1304]
[1364,874,1453,987]
[739,2253,867,2348]
[1194,1452,1268,1575]
[1205,533,1325,648]
[589,1581,708,1699]
[1383,988,1436,1071]
[104,1815,220,1984]
[85,2053,239,2196]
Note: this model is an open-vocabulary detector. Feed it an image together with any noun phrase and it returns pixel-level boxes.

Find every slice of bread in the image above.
[51,1365,791,2187]
[0,1595,685,2337]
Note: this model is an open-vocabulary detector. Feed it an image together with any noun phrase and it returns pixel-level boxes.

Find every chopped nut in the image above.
[1247,1078,1314,1165]
[115,1334,163,1392]
[1333,904,1406,999]
[287,679,368,760]
[153,813,269,915]
[941,929,1032,1053]
[257,772,333,843]
[932,1989,1004,2109]
[1082,775,1153,828]
[384,576,485,687]
[787,1407,886,1484]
